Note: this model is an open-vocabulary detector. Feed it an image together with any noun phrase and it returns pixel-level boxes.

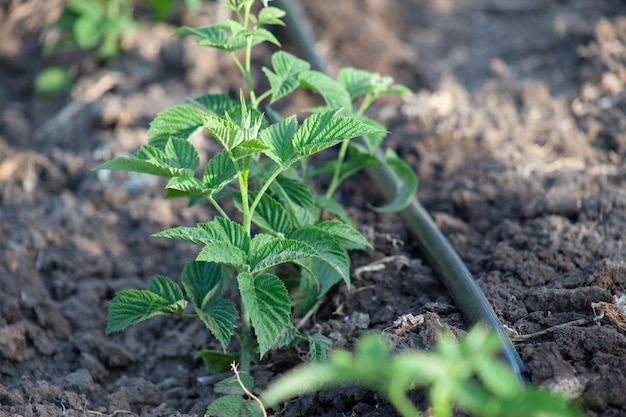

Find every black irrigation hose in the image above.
[274,0,527,386]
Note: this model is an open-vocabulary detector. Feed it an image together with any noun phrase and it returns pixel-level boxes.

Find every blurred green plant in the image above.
[35,0,200,96]
[260,326,585,417]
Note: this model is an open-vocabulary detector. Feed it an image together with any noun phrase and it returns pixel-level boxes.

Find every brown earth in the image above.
[1,0,626,416]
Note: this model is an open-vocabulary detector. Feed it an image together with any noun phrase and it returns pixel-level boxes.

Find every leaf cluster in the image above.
[260,326,585,417]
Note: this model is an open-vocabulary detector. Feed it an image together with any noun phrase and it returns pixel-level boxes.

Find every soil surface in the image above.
[2,0,626,416]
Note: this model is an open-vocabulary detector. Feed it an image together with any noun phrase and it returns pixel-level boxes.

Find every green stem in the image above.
[249,166,284,218]
[325,139,350,199]
[240,156,252,233]
[240,302,253,372]
[356,93,375,116]
[387,390,423,417]
[208,195,231,220]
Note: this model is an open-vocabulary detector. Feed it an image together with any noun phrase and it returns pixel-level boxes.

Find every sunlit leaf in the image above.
[370,148,418,213]
[237,272,291,358]
[148,105,206,149]
[263,51,310,102]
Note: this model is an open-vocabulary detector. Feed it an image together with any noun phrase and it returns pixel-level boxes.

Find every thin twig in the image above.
[510,318,591,342]
[231,362,267,417]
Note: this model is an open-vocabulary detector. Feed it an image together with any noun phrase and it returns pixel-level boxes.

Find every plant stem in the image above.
[387,391,423,417]
[325,139,350,199]
[241,156,252,234]
[240,302,253,372]
[249,166,284,218]
[208,195,231,220]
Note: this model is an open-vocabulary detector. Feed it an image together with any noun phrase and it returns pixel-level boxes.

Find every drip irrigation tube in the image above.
[274,0,527,386]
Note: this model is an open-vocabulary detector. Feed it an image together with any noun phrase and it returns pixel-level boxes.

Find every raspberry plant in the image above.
[98,0,413,386]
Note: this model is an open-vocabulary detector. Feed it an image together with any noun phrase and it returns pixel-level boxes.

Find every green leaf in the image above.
[196,298,238,351]
[299,70,352,110]
[250,193,294,237]
[194,350,240,374]
[289,226,351,289]
[270,175,316,227]
[316,220,371,250]
[198,241,249,271]
[214,373,255,395]
[96,155,174,178]
[231,139,270,160]
[175,24,233,51]
[257,6,286,26]
[263,51,310,103]
[203,150,239,192]
[358,117,388,154]
[237,273,291,358]
[164,137,200,171]
[188,93,238,115]
[270,323,300,350]
[370,148,419,213]
[259,115,298,167]
[154,225,215,246]
[337,67,412,99]
[205,394,263,417]
[106,276,187,334]
[249,234,318,273]
[314,194,355,228]
[181,260,222,308]
[293,110,381,157]
[148,275,185,304]
[244,27,280,47]
[148,105,206,149]
[308,333,333,362]
[166,176,206,195]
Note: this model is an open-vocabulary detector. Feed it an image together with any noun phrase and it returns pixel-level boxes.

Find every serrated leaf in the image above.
[370,148,419,213]
[237,273,291,358]
[164,137,200,171]
[249,234,318,273]
[263,51,310,102]
[196,298,238,351]
[148,105,206,149]
[259,115,298,167]
[106,277,187,334]
[315,194,355,227]
[316,220,372,250]
[203,150,239,192]
[206,394,263,417]
[270,175,316,227]
[299,70,352,110]
[308,333,333,362]
[289,226,350,289]
[250,193,294,237]
[154,225,215,246]
[175,23,238,51]
[213,216,250,252]
[271,323,300,350]
[148,275,185,304]
[231,139,270,160]
[181,261,222,308]
[293,110,381,157]
[358,117,388,154]
[187,93,238,115]
[205,113,243,151]
[198,241,249,271]
[96,156,174,178]
[166,176,206,195]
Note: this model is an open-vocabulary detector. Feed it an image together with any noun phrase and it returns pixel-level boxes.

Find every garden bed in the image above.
[1,0,625,416]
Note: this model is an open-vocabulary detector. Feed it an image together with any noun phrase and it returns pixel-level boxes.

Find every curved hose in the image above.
[273,0,527,385]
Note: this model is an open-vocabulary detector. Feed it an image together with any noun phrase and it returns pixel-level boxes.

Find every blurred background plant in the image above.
[35,0,201,96]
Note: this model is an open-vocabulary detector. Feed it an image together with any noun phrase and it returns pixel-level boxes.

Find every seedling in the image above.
[98,0,414,412]
[261,326,585,417]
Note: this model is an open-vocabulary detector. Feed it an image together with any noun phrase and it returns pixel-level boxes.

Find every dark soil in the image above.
[2,1,626,416]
